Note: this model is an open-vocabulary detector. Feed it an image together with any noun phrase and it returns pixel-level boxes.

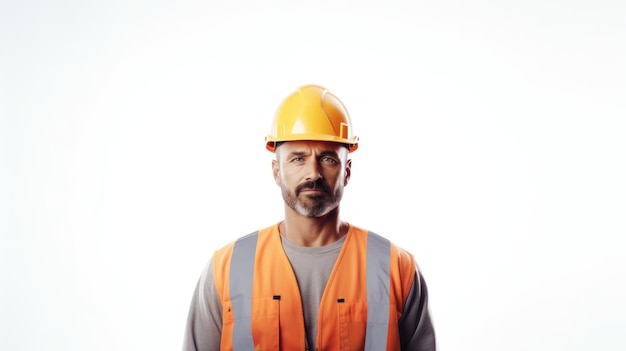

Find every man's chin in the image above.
[293,203,326,217]
[296,201,340,218]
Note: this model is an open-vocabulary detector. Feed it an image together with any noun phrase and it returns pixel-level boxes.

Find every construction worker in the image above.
[183,85,436,351]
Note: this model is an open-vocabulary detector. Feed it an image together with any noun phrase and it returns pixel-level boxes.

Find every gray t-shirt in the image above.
[280,235,345,350]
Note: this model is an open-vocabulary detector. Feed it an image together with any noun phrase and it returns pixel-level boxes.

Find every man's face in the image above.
[272,141,351,218]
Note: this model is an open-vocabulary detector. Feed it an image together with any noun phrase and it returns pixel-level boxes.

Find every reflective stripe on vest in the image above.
[365,232,391,350]
[228,230,391,350]
[229,231,259,350]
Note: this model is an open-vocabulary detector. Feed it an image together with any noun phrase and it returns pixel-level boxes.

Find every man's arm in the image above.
[183,258,223,351]
[398,268,437,351]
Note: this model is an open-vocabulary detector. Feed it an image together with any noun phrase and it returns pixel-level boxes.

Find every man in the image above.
[183,85,436,350]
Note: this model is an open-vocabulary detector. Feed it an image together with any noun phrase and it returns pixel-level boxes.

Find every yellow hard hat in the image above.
[265,85,359,153]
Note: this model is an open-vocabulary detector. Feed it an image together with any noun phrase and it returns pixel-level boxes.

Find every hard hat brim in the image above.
[265,134,359,153]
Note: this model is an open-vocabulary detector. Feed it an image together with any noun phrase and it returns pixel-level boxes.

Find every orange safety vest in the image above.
[212,224,416,351]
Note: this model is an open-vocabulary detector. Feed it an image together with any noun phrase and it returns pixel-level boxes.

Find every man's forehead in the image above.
[278,141,347,153]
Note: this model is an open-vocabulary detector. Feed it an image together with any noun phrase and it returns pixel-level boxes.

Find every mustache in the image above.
[296,179,331,194]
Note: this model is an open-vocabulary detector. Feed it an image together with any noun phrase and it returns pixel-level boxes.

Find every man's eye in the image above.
[292,157,304,162]
[321,157,337,163]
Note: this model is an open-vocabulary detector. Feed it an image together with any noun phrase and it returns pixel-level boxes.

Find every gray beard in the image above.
[281,185,343,218]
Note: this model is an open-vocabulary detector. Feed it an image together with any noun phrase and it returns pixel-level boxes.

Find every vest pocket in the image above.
[337,301,368,350]
[222,297,280,350]
[337,301,395,350]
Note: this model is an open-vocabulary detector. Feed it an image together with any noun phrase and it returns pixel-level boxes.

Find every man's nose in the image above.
[304,159,323,181]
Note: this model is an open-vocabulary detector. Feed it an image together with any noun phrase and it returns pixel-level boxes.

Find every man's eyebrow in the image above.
[287,150,308,157]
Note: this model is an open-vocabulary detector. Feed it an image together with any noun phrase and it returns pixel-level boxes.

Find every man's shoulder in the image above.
[351,225,416,259]
[347,225,417,279]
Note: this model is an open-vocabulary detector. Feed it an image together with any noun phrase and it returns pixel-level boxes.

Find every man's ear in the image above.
[344,159,352,186]
[272,159,280,186]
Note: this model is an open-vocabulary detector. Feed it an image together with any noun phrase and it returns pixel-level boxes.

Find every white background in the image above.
[1,1,625,350]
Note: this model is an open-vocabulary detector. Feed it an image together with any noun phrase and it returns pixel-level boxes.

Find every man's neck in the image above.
[279,208,348,247]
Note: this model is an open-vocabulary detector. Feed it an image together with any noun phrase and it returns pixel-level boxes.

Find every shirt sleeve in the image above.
[183,258,223,351]
[398,265,437,351]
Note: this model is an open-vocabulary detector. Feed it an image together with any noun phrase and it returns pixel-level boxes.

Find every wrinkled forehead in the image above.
[275,140,349,157]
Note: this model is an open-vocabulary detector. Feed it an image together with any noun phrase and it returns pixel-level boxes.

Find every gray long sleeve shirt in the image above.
[183,235,436,350]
